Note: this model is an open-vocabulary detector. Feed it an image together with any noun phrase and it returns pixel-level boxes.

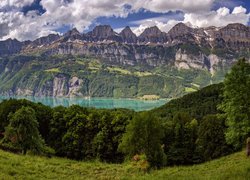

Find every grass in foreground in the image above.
[0,149,249,180]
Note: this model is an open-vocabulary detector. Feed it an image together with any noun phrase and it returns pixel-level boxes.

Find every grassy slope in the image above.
[0,149,249,180]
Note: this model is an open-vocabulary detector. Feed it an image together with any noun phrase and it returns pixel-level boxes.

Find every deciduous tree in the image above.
[4,107,44,154]
[119,112,166,167]
[218,58,250,149]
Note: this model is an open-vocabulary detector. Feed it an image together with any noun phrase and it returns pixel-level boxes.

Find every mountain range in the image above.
[1,23,250,48]
[0,23,249,98]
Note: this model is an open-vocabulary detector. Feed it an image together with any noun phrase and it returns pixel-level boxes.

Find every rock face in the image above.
[217,23,250,49]
[119,26,137,43]
[53,75,68,97]
[43,42,174,67]
[139,26,168,43]
[67,77,84,97]
[87,25,122,42]
[0,38,23,55]
[32,34,60,46]
[175,49,207,70]
[174,49,224,74]
[168,23,194,38]
[62,28,83,42]
[24,34,61,51]
[207,54,221,75]
[168,23,209,46]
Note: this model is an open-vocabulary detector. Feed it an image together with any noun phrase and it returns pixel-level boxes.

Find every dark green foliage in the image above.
[3,107,44,154]
[63,113,89,159]
[30,103,53,142]
[164,112,198,165]
[62,105,95,160]
[218,58,250,149]
[152,83,223,121]
[0,99,21,132]
[196,114,233,161]
[92,109,132,163]
[0,99,52,141]
[119,112,166,168]
[0,99,133,162]
[60,105,133,162]
[0,99,38,132]
[48,106,67,156]
[150,83,233,165]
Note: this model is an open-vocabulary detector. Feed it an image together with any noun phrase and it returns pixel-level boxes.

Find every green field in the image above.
[44,68,61,73]
[0,149,249,179]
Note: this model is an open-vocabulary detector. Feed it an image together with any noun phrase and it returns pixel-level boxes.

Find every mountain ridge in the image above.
[0,22,249,71]
[1,23,249,50]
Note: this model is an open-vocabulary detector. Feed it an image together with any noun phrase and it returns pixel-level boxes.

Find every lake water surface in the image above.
[0,96,168,111]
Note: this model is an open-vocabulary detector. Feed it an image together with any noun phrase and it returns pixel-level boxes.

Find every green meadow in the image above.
[0,149,249,180]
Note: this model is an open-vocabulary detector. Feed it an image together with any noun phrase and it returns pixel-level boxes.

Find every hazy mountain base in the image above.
[0,149,249,179]
[0,55,227,98]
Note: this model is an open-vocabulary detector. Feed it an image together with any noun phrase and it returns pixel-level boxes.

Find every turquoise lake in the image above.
[0,96,168,111]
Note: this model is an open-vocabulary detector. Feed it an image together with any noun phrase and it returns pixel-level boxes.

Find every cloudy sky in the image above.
[0,0,249,41]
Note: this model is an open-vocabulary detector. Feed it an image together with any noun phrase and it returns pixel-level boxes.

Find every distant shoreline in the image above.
[0,95,169,111]
[0,95,169,101]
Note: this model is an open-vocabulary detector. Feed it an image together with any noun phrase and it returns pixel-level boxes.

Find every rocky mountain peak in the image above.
[0,22,249,57]
[87,25,121,42]
[168,23,193,37]
[64,28,80,36]
[140,26,163,36]
[139,26,167,43]
[119,26,137,43]
[223,23,249,31]
[218,23,249,37]
[32,34,60,46]
[89,25,115,38]
[120,26,134,34]
[0,38,23,55]
[214,23,250,49]
[62,28,82,41]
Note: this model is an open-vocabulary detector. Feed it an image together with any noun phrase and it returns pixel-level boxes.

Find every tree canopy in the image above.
[219,58,250,149]
[119,112,166,167]
[4,107,44,154]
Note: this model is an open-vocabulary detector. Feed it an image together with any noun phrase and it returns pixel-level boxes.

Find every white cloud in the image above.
[0,0,34,9]
[183,6,250,28]
[232,6,247,14]
[217,7,230,16]
[1,0,131,40]
[130,0,214,13]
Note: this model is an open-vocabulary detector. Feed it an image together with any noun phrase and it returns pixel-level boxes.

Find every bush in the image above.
[131,154,150,172]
